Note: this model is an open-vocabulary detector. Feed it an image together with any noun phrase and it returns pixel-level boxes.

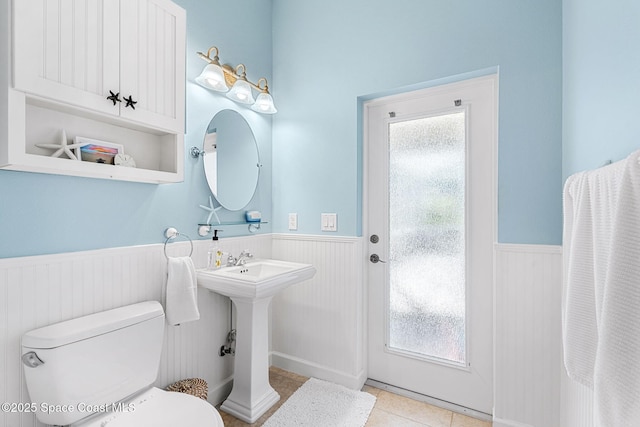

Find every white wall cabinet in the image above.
[13,0,185,133]
[3,0,186,184]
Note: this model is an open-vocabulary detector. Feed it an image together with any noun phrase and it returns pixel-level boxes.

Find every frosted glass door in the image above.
[388,112,466,366]
[366,75,497,415]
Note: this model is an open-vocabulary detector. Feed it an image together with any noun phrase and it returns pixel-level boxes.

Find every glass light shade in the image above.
[251,92,277,114]
[226,79,255,105]
[195,64,228,92]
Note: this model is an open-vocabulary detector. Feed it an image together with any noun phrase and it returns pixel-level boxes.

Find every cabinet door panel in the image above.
[120,0,185,133]
[13,0,120,115]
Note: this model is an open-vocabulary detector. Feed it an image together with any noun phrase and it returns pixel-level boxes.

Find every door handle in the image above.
[370,254,386,263]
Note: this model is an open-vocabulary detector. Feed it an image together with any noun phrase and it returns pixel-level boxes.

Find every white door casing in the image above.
[364,74,497,414]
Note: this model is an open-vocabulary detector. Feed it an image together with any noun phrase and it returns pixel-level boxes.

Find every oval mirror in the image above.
[202,110,260,211]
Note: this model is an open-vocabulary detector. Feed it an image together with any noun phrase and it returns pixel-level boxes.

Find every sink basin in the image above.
[197,259,316,299]
[197,258,316,423]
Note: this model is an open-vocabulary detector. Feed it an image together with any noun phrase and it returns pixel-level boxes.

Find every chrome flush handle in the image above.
[22,351,45,368]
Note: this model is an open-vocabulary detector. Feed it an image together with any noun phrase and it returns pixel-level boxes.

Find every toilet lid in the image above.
[74,387,224,427]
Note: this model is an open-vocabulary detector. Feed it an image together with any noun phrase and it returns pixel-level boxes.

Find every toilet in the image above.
[21,301,224,426]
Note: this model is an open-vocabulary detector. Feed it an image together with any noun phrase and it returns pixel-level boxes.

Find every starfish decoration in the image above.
[106,91,121,106]
[124,95,137,110]
[36,129,85,160]
[199,196,222,225]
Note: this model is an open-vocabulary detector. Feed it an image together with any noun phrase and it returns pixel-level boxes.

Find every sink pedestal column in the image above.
[220,296,280,423]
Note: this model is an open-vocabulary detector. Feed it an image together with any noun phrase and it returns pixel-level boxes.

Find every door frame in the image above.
[361,73,498,416]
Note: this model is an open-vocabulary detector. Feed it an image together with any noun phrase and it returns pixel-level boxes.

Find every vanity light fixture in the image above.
[196,46,277,114]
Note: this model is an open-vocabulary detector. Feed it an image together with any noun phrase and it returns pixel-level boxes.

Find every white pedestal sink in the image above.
[197,259,316,423]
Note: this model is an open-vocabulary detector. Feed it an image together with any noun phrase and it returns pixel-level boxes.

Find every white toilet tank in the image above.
[21,301,165,426]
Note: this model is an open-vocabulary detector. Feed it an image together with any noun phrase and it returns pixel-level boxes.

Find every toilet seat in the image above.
[74,387,224,427]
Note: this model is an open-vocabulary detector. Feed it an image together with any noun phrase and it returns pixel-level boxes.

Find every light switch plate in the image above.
[288,213,298,231]
[321,213,337,232]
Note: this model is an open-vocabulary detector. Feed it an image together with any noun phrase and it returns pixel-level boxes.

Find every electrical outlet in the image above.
[288,213,298,231]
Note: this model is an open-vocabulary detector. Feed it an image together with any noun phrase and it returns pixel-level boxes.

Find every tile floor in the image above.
[217,367,492,427]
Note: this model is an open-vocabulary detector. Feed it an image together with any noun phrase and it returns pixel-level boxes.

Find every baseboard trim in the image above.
[207,375,234,406]
[270,351,367,390]
[365,379,492,422]
[491,417,535,427]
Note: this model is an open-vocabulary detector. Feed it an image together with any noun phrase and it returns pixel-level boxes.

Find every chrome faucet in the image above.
[226,253,237,267]
[236,250,254,266]
[227,250,254,267]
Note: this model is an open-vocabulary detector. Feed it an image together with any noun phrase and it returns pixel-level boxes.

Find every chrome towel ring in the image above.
[164,227,194,259]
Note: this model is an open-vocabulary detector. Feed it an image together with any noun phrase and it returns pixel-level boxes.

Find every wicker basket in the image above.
[165,378,208,401]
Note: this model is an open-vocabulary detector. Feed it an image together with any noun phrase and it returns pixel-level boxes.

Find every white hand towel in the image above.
[166,256,200,326]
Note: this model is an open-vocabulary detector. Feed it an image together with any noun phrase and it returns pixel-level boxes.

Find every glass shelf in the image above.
[200,221,268,226]
[197,221,268,236]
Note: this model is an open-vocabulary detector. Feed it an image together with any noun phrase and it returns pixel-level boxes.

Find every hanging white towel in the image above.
[563,149,640,426]
[166,256,200,326]
[563,170,598,388]
[563,162,624,387]
[594,151,640,426]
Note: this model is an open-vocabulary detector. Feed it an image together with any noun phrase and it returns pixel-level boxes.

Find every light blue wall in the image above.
[0,0,273,258]
[271,0,563,244]
[1,1,567,258]
[563,0,640,178]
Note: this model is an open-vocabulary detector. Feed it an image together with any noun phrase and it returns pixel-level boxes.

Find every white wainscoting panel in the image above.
[494,244,563,427]
[270,234,366,390]
[560,371,594,427]
[0,234,271,427]
[2,236,579,427]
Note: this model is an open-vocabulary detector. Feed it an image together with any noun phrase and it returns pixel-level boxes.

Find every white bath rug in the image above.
[262,378,376,427]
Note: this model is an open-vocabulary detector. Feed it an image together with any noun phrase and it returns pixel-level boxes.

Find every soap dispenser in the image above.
[207,229,223,270]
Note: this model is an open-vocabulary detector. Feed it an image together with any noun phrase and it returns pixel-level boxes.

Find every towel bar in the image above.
[163,227,194,259]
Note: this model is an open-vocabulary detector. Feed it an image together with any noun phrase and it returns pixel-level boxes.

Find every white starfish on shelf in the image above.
[35,130,84,160]
[199,196,222,225]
